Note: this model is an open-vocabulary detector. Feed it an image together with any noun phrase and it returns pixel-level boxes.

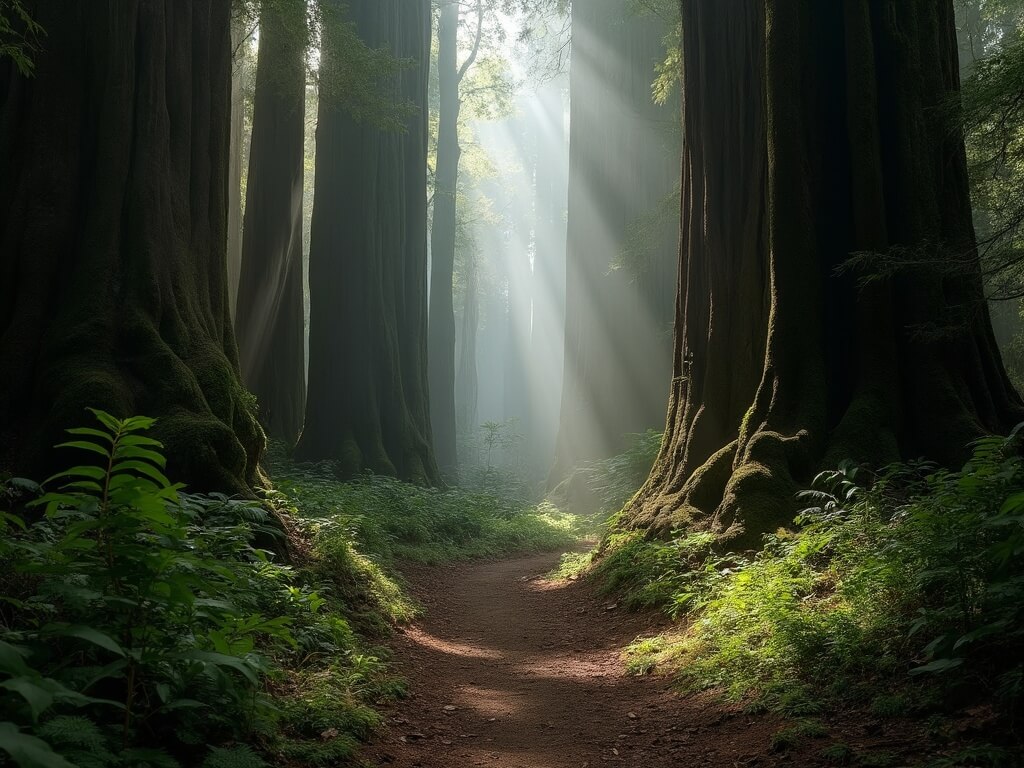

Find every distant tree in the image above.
[428,0,485,479]
[235,0,309,444]
[0,1,264,492]
[297,0,439,483]
[624,0,1024,549]
[551,0,680,483]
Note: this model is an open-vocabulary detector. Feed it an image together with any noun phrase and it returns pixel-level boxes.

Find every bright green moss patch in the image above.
[585,432,1024,761]
[267,455,580,566]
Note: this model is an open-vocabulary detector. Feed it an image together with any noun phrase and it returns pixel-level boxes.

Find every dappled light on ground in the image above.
[360,552,916,768]
[404,627,506,661]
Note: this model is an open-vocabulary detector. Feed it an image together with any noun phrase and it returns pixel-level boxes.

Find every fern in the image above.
[201,745,267,768]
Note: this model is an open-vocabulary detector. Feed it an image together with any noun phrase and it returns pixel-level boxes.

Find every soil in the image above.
[359,551,926,768]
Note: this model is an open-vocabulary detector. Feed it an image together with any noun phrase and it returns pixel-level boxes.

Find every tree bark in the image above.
[427,0,461,479]
[428,0,483,480]
[235,0,307,444]
[227,15,246,320]
[0,0,264,493]
[297,0,439,484]
[456,251,480,439]
[625,0,1024,549]
[551,0,680,483]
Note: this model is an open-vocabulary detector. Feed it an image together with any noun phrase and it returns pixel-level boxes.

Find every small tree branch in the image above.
[456,0,484,85]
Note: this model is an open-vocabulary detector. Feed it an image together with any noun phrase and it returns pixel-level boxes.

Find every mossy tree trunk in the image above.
[296,0,439,484]
[235,0,307,444]
[0,0,264,493]
[625,0,1024,549]
[551,0,680,483]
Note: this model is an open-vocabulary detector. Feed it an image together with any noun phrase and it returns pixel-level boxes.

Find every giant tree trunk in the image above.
[0,1,264,493]
[297,0,439,484]
[625,0,1024,550]
[551,0,680,483]
[235,1,307,444]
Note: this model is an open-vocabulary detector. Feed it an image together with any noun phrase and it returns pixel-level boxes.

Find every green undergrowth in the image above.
[0,416,584,767]
[0,413,469,767]
[575,430,1024,764]
[266,454,581,566]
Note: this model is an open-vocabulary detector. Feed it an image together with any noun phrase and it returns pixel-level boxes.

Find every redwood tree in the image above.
[625,0,1024,549]
[428,0,484,479]
[296,0,439,483]
[235,0,308,444]
[0,1,264,493]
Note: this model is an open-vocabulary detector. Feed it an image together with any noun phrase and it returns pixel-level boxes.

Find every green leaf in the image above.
[43,625,125,657]
[8,478,42,494]
[910,657,964,675]
[1,677,54,720]
[43,466,106,485]
[86,408,122,433]
[110,460,169,487]
[112,446,166,468]
[184,651,260,687]
[118,435,164,448]
[60,481,103,493]
[82,659,129,691]
[0,641,31,676]
[55,441,110,459]
[0,722,76,768]
[0,511,28,531]
[119,416,157,432]
[66,427,114,444]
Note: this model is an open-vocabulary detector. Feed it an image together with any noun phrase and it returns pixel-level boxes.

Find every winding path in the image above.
[359,551,796,768]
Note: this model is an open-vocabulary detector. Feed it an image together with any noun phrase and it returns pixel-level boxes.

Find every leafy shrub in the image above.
[268,460,577,566]
[579,429,663,515]
[0,410,405,767]
[601,429,1024,741]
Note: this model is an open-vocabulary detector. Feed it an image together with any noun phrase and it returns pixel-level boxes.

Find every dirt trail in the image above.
[360,551,799,768]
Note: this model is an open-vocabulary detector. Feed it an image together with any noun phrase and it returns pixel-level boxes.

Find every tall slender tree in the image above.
[235,0,308,444]
[228,15,247,319]
[429,0,484,479]
[456,250,480,438]
[0,1,264,492]
[297,0,439,483]
[625,0,1024,549]
[551,0,680,484]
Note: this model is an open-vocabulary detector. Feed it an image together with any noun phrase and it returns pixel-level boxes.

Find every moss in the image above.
[716,451,799,551]
[682,440,739,514]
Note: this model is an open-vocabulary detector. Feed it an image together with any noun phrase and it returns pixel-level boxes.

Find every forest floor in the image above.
[358,550,923,768]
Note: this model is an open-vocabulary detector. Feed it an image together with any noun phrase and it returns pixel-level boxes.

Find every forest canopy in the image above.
[2,0,1024,766]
